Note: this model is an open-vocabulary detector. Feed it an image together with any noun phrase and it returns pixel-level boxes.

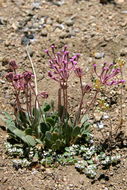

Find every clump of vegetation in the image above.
[0,45,125,179]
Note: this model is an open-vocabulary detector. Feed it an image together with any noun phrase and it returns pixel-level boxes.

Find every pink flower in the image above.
[9,60,18,71]
[82,84,92,94]
[5,72,14,82]
[93,63,125,86]
[23,71,34,82]
[74,67,84,78]
[45,45,80,83]
[37,92,48,98]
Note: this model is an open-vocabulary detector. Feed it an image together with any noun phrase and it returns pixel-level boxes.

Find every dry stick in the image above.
[26,46,38,109]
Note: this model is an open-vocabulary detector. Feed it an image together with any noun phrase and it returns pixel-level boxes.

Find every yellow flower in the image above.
[94,79,102,89]
[115,58,125,68]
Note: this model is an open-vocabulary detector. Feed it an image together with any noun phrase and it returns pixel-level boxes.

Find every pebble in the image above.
[65,19,74,27]
[1,176,8,183]
[94,52,105,59]
[120,22,127,27]
[59,31,68,39]
[0,17,7,25]
[94,111,103,121]
[32,2,41,9]
[41,29,48,37]
[120,48,127,56]
[1,57,9,66]
[52,0,65,6]
[104,188,109,190]
[32,23,40,29]
[103,114,109,119]
[0,79,5,84]
[96,121,104,129]
[121,10,127,14]
[117,0,125,4]
[21,36,30,46]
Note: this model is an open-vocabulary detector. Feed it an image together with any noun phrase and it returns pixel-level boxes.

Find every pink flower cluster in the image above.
[93,63,125,86]
[6,71,34,91]
[6,61,48,99]
[45,45,80,83]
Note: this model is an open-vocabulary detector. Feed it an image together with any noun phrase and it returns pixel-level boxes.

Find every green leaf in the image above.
[40,122,51,134]
[33,152,39,162]
[0,114,8,123]
[46,117,55,127]
[52,132,59,141]
[45,131,52,142]
[87,160,94,164]
[63,125,73,144]
[81,115,89,125]
[25,128,32,135]
[3,112,13,121]
[52,139,62,151]
[33,108,41,119]
[43,103,51,112]
[72,126,80,138]
[22,135,36,146]
[17,111,31,126]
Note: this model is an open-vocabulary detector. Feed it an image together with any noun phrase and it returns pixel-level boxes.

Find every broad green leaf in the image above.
[46,117,55,126]
[72,126,80,138]
[22,135,36,146]
[45,131,52,141]
[81,115,89,125]
[17,111,31,126]
[40,122,50,134]
[25,128,32,135]
[43,103,51,112]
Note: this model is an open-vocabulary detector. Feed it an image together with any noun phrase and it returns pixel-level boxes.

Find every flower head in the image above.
[37,92,48,99]
[45,45,80,83]
[93,63,125,87]
[5,72,14,82]
[9,60,18,71]
[74,67,84,78]
[82,84,92,94]
[23,71,34,82]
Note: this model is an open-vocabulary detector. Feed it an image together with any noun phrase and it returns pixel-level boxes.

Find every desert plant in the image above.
[1,47,92,152]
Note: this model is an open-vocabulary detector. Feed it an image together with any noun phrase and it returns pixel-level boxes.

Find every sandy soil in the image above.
[0,0,127,189]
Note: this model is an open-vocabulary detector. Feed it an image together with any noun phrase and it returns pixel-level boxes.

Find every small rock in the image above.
[1,57,9,66]
[32,22,40,29]
[65,19,74,27]
[94,111,103,121]
[59,31,67,39]
[116,0,125,4]
[1,176,8,183]
[96,121,104,129]
[94,52,105,59]
[104,188,109,190]
[21,36,30,46]
[32,2,41,9]
[0,17,7,25]
[41,30,48,37]
[120,48,127,56]
[52,0,65,6]
[109,172,114,176]
[103,114,109,119]
[0,79,5,84]
[121,10,127,14]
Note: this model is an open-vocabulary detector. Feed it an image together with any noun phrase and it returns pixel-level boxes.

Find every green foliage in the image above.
[1,103,91,152]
